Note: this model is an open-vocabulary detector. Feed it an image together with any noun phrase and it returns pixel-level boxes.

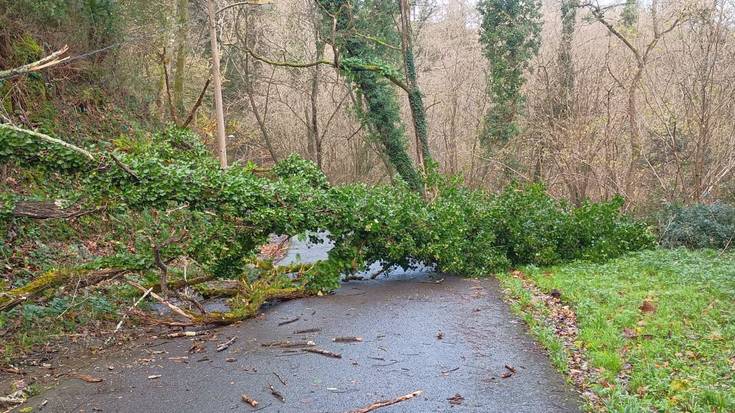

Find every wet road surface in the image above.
[22,238,580,412]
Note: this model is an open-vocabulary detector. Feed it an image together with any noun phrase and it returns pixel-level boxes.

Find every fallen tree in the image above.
[1,126,654,328]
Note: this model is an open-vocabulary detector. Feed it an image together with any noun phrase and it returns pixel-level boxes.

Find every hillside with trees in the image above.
[1,1,734,412]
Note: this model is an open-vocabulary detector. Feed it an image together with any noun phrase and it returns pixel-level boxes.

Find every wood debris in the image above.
[167,330,210,338]
[216,336,237,352]
[347,390,422,413]
[269,384,285,403]
[333,336,363,343]
[241,394,259,407]
[500,364,516,379]
[278,317,300,326]
[261,340,315,348]
[189,342,206,353]
[294,328,321,334]
[303,347,342,358]
[447,393,464,405]
[0,389,27,408]
[273,372,287,386]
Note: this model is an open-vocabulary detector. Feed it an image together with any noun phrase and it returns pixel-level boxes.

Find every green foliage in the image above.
[477,0,543,144]
[659,203,735,249]
[10,34,43,66]
[5,0,119,45]
[568,196,656,261]
[4,127,654,283]
[501,249,735,412]
[9,0,69,26]
[317,0,423,192]
[0,125,93,172]
[272,153,330,189]
[81,0,120,47]
[490,185,654,266]
[622,0,639,28]
[2,127,654,340]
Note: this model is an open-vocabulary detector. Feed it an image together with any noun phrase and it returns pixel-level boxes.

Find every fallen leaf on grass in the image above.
[640,300,656,313]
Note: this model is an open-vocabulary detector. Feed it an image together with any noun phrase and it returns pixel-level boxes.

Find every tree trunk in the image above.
[399,0,432,170]
[557,0,576,117]
[207,0,228,168]
[173,0,189,117]
[624,67,643,196]
[308,12,326,169]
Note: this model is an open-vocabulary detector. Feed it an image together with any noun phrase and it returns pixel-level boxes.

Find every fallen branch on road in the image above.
[347,390,422,413]
[303,347,342,358]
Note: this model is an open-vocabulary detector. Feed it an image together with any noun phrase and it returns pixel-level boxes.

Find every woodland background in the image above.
[2,0,733,212]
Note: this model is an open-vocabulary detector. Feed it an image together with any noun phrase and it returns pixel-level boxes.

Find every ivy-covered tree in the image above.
[477,0,542,144]
[316,0,424,192]
[557,0,576,117]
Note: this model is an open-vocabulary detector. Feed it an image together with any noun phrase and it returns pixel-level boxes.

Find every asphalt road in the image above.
[22,238,580,413]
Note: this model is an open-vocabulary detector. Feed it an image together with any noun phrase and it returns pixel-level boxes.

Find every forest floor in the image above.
[11,239,581,413]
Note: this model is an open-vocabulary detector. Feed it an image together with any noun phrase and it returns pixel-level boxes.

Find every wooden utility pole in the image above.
[207,0,228,168]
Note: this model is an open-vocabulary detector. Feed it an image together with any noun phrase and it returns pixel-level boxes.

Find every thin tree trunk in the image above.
[173,0,189,117]
[624,67,643,196]
[207,0,228,168]
[399,0,432,170]
[308,12,326,169]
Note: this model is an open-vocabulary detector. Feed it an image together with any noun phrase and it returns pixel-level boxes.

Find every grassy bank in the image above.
[499,248,735,412]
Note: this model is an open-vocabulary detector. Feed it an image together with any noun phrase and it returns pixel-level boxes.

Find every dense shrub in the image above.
[659,203,735,249]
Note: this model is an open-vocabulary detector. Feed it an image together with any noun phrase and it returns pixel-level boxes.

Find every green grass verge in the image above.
[499,248,735,412]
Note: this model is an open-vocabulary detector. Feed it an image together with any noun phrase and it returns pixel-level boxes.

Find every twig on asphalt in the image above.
[346,390,422,413]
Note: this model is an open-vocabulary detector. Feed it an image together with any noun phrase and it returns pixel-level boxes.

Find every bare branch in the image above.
[0,123,96,161]
[0,45,69,80]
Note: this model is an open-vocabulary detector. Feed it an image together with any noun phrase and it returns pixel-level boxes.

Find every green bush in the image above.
[491,184,568,266]
[567,196,655,262]
[659,203,735,249]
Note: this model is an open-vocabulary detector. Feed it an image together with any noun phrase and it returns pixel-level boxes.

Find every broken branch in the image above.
[347,390,422,413]
[303,347,342,358]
